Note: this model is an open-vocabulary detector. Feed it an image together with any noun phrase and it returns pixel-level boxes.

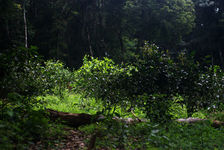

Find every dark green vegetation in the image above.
[0,0,224,149]
[1,0,224,67]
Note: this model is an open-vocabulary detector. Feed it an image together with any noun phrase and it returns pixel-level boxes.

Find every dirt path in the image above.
[29,127,90,150]
[56,128,88,150]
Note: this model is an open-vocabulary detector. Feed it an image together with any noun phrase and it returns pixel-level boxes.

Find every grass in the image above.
[37,91,104,114]
[37,90,146,119]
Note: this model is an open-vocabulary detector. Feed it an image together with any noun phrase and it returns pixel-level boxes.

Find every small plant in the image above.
[169,95,188,119]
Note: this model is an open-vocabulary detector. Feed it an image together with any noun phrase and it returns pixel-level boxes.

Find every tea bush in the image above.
[175,53,224,115]
[130,43,224,119]
[130,43,178,121]
[73,56,137,115]
[74,43,224,121]
[0,46,44,98]
[41,60,73,96]
[0,47,71,149]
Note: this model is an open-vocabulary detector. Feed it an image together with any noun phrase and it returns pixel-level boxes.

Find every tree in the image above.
[0,0,196,67]
[186,0,224,67]
[124,0,195,51]
[0,0,25,51]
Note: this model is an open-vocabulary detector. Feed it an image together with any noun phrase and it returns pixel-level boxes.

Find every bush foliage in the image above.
[0,44,223,148]
[73,56,137,114]
[0,47,71,148]
[74,43,224,121]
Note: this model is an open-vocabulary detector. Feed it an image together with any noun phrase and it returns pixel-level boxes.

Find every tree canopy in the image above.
[3,0,222,67]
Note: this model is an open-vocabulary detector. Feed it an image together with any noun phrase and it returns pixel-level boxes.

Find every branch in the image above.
[176,117,224,128]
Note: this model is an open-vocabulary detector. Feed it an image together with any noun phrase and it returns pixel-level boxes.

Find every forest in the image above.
[0,0,224,149]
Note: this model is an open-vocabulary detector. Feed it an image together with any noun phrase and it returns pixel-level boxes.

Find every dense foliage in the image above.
[79,120,224,149]
[1,0,224,149]
[0,44,223,148]
[1,0,223,67]
[74,56,137,114]
[132,43,224,117]
[74,43,224,121]
[0,47,72,149]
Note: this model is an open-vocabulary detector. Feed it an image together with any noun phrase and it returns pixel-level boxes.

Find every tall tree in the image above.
[1,0,196,67]
[23,0,28,48]
[124,0,195,51]
[187,0,224,67]
[0,0,24,51]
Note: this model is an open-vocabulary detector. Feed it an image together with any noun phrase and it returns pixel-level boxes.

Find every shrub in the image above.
[0,46,74,99]
[175,53,224,115]
[0,46,71,149]
[41,60,73,96]
[0,94,50,149]
[132,43,224,118]
[74,43,224,121]
[0,46,44,98]
[129,43,178,121]
[73,56,137,115]
[131,43,177,96]
[136,94,173,122]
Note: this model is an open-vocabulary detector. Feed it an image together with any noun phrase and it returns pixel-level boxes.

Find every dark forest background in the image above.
[0,0,223,68]
[1,1,224,149]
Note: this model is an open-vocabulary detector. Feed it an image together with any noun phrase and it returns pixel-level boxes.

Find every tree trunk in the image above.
[46,109,96,128]
[23,0,28,48]
[6,20,10,41]
[177,118,224,128]
[118,30,124,54]
[46,109,143,128]
[219,49,223,68]
[87,27,93,56]
[46,109,224,129]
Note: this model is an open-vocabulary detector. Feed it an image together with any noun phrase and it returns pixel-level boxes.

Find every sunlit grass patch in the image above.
[37,91,103,114]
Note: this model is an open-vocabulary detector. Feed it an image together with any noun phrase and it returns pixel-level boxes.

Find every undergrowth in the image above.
[41,92,224,149]
[79,120,224,150]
